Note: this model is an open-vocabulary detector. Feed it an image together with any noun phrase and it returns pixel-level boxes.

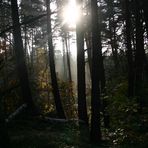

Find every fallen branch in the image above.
[5,104,27,123]
[42,116,85,124]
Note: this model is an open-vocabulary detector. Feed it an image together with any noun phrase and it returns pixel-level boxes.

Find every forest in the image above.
[0,0,148,147]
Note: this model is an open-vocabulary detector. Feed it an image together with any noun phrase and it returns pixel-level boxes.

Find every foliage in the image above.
[106,81,148,147]
[59,80,77,118]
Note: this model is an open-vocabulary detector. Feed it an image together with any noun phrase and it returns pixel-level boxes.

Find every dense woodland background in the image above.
[0,0,148,147]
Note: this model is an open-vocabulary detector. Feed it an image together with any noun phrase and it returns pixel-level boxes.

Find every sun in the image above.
[62,0,80,28]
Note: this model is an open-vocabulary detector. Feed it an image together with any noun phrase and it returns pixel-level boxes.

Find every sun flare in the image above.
[62,0,80,28]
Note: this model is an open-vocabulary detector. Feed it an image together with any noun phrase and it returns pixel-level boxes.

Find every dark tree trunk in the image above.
[134,0,145,111]
[24,25,27,58]
[62,39,67,81]
[76,0,88,125]
[64,34,74,117]
[141,0,148,37]
[108,1,119,70]
[90,0,102,143]
[97,7,109,128]
[97,7,106,94]
[140,0,148,78]
[125,0,134,98]
[112,19,118,70]
[46,0,66,119]
[10,0,36,111]
[31,29,34,72]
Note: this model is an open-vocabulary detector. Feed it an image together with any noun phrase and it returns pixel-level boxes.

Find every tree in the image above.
[90,0,102,143]
[76,0,88,124]
[46,0,66,119]
[10,0,36,112]
[64,34,72,82]
[141,0,148,37]
[125,0,134,98]
[134,0,145,111]
[107,0,119,70]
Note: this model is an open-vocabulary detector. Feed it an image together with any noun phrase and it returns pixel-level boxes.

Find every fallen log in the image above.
[42,116,85,124]
[5,104,27,123]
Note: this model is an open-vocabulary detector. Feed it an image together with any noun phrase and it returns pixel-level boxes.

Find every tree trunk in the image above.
[10,0,36,111]
[134,0,145,111]
[90,0,102,143]
[76,0,88,125]
[62,38,68,81]
[64,34,72,82]
[108,0,119,70]
[141,0,148,37]
[46,0,66,119]
[125,0,134,98]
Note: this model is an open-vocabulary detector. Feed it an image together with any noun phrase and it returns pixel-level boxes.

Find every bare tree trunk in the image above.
[109,20,118,70]
[90,0,102,143]
[64,34,72,82]
[76,0,88,125]
[10,0,36,112]
[31,29,34,72]
[108,0,119,70]
[46,0,66,119]
[125,0,134,98]
[62,38,68,81]
[134,0,145,111]
[141,0,148,37]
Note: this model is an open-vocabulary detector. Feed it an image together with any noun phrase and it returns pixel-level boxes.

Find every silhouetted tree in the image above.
[76,0,88,124]
[90,0,102,143]
[125,0,134,98]
[10,0,36,112]
[134,0,145,111]
[46,0,66,119]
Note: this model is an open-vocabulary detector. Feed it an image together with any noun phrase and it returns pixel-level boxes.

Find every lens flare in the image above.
[62,0,80,28]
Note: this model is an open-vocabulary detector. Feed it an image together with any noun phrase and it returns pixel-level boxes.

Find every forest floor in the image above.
[7,116,109,148]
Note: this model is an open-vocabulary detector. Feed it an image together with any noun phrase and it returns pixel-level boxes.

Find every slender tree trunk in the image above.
[64,34,72,82]
[134,0,145,111]
[62,38,68,81]
[141,0,148,37]
[107,0,118,70]
[125,0,134,98]
[31,29,34,72]
[140,0,148,74]
[90,0,102,143]
[97,7,106,94]
[112,18,118,70]
[24,25,27,58]
[76,0,88,125]
[46,0,66,119]
[97,7,109,128]
[10,0,36,111]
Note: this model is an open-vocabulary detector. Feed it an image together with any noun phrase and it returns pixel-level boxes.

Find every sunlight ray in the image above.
[62,0,80,28]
